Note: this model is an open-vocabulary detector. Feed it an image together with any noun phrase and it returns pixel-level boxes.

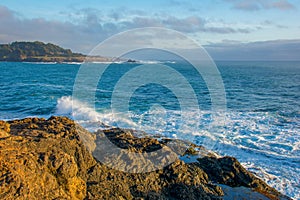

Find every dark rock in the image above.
[127,59,137,63]
[184,146,199,156]
[197,156,290,200]
[103,128,164,152]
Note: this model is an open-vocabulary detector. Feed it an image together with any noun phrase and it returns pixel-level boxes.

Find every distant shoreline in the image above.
[0,41,123,63]
[0,59,139,64]
[0,56,86,63]
[0,57,119,63]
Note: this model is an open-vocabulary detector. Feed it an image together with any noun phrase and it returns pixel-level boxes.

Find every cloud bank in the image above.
[0,5,299,60]
[0,5,254,53]
[205,39,300,60]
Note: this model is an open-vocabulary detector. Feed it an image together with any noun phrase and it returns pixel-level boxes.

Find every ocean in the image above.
[0,61,299,199]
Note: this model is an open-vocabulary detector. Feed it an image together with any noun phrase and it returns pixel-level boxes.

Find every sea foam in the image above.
[54,96,299,199]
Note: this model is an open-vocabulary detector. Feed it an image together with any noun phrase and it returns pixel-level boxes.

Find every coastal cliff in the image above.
[0,117,291,200]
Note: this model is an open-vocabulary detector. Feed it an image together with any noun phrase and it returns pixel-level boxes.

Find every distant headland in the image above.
[0,41,130,63]
[0,41,86,62]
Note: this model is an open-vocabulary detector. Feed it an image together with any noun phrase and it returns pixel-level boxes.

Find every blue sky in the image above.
[0,0,299,60]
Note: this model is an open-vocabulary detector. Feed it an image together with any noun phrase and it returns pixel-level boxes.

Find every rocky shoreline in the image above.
[0,116,291,200]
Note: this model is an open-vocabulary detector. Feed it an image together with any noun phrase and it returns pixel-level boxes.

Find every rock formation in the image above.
[0,117,291,200]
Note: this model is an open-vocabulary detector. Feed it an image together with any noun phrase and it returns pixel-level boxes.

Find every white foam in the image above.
[292,141,300,152]
[136,60,163,64]
[62,62,82,65]
[54,96,299,198]
[56,96,105,122]
[23,62,58,64]
[55,96,140,131]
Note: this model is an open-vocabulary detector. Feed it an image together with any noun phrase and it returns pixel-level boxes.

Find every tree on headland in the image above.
[0,41,85,62]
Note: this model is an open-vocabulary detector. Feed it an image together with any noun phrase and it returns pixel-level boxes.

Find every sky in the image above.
[0,0,299,60]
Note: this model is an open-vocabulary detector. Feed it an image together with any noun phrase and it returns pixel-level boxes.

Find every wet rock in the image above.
[197,156,290,200]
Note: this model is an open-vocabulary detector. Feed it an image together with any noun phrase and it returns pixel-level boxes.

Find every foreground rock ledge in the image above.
[0,117,291,200]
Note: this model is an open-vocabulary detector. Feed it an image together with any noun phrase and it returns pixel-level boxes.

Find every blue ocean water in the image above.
[0,61,299,199]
